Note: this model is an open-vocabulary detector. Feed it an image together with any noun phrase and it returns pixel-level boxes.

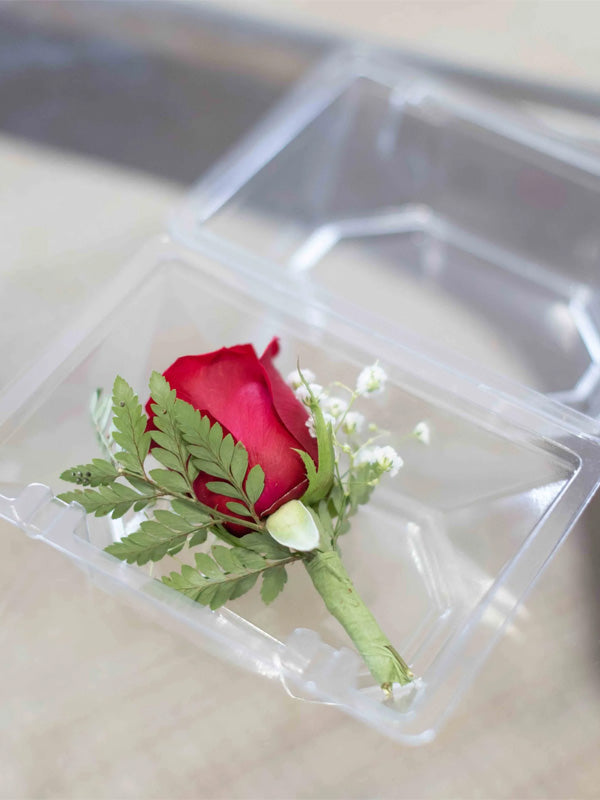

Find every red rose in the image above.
[146,338,317,529]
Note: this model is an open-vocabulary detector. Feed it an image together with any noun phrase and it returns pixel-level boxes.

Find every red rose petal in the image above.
[146,341,317,529]
[260,338,318,462]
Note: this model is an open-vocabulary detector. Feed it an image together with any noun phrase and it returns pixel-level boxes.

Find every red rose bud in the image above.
[146,338,319,530]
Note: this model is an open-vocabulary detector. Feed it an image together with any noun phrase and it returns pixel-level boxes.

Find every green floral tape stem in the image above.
[304,549,413,688]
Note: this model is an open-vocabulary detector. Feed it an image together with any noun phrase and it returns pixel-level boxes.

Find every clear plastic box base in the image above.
[2,237,600,744]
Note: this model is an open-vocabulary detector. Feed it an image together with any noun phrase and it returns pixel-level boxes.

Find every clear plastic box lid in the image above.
[4,48,600,745]
[172,47,600,417]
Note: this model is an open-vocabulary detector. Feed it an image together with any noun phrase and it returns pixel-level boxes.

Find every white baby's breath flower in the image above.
[305,410,335,438]
[354,446,378,467]
[355,445,403,477]
[323,396,348,418]
[412,421,431,445]
[374,445,403,477]
[287,368,316,391]
[295,382,325,405]
[341,411,365,435]
[356,363,387,397]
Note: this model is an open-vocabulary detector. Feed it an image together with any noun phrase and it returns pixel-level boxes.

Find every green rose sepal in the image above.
[296,390,335,507]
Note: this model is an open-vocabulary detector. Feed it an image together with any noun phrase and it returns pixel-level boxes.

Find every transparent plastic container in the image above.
[2,237,600,744]
[173,48,600,416]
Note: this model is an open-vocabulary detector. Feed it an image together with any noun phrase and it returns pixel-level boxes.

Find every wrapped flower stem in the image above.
[305,549,413,688]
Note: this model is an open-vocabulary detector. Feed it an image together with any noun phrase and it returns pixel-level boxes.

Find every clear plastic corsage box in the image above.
[2,48,600,745]
[2,236,600,744]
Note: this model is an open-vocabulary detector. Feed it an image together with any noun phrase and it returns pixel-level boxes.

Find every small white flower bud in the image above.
[341,411,365,435]
[294,383,325,405]
[287,368,316,390]
[323,396,348,418]
[356,363,387,396]
[305,410,335,438]
[374,445,403,477]
[355,445,403,477]
[412,421,431,445]
[354,446,378,467]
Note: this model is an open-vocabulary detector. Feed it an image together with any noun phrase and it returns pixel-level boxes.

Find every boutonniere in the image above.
[60,338,428,693]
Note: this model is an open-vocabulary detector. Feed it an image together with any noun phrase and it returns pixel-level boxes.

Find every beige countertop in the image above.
[217,0,600,91]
